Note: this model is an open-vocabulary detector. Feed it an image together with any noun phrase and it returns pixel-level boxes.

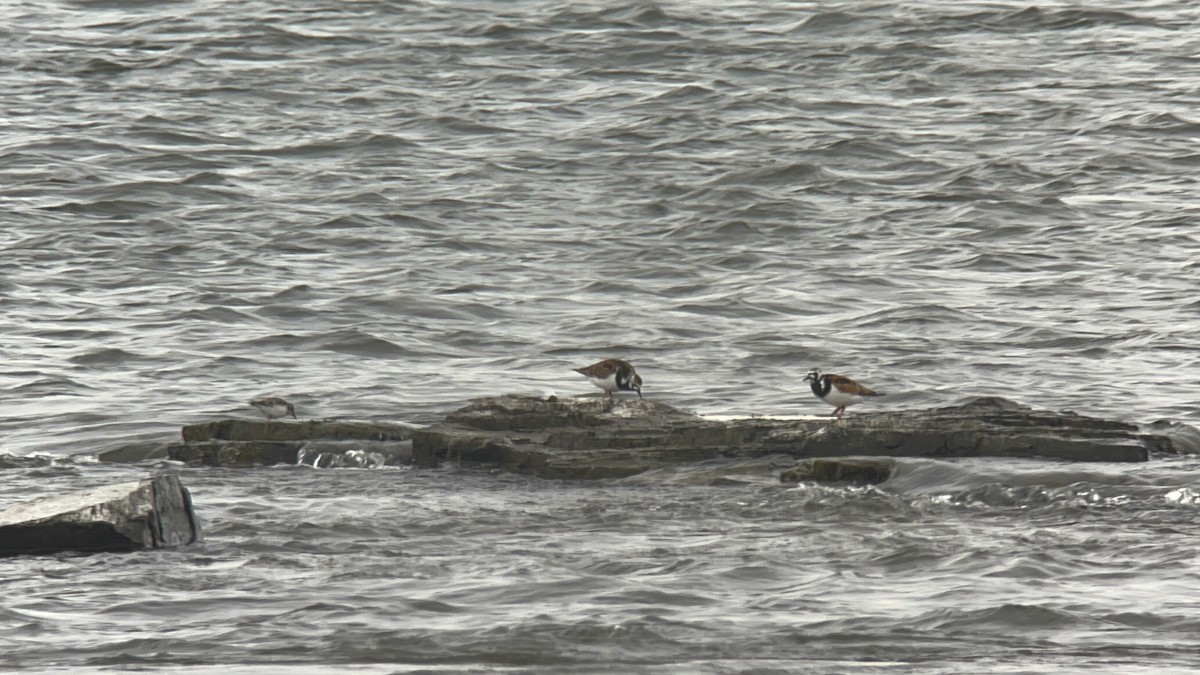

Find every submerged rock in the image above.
[0,474,200,556]
[781,457,896,485]
[413,395,1178,480]
[1142,420,1200,455]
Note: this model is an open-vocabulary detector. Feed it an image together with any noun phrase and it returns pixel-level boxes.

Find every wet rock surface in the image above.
[413,395,1183,480]
[181,419,415,443]
[0,474,200,556]
[95,441,171,463]
[124,396,1194,477]
[162,419,416,468]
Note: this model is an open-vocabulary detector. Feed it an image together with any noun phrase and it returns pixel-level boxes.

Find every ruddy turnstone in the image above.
[249,396,297,420]
[574,359,643,399]
[803,368,881,418]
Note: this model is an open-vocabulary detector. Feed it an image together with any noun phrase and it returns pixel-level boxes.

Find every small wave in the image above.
[850,304,985,328]
[430,116,516,136]
[708,162,828,187]
[999,325,1124,351]
[169,307,260,324]
[0,453,59,470]
[925,482,1137,510]
[593,588,714,607]
[808,137,911,161]
[553,3,696,29]
[457,22,530,38]
[880,458,1200,513]
[1107,112,1200,136]
[616,4,685,27]
[69,348,146,367]
[944,6,1159,32]
[315,329,424,359]
[253,305,323,321]
[792,11,871,34]
[1142,421,1200,455]
[1163,488,1200,505]
[889,457,1156,492]
[40,198,168,216]
[266,285,316,302]
[643,84,718,103]
[11,376,97,395]
[256,132,421,157]
[296,442,405,469]
[917,603,1080,631]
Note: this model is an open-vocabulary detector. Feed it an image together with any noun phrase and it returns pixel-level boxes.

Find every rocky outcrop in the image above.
[0,474,200,556]
[165,419,415,468]
[412,395,1181,480]
[130,396,1195,477]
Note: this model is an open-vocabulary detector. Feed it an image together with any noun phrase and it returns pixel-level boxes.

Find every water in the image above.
[2,0,1199,671]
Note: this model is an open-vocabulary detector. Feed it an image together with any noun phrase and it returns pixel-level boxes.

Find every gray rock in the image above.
[166,418,418,467]
[167,420,416,468]
[166,440,303,467]
[182,418,416,443]
[0,474,200,556]
[96,442,170,463]
[412,395,1173,480]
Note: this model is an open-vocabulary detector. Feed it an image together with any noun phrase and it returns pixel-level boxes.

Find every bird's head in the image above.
[803,368,821,382]
[631,373,643,399]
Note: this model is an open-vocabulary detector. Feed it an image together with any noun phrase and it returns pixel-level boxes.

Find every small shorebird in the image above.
[803,368,882,419]
[574,359,643,399]
[249,397,297,420]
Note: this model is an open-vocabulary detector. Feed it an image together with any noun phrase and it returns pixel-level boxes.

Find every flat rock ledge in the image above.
[412,395,1185,480]
[0,474,200,557]
[166,419,416,468]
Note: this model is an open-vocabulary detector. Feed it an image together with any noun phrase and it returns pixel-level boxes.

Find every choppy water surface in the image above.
[2,0,1199,672]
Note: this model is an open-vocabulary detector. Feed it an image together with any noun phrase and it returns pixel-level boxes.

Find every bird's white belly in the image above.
[589,373,618,392]
[821,389,861,408]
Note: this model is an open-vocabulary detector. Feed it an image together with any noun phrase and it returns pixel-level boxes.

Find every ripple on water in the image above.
[3,0,1200,671]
